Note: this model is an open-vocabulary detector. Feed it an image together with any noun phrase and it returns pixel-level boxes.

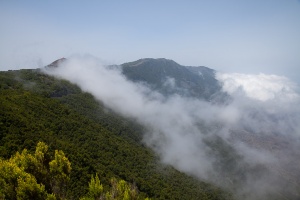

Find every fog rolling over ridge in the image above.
[44,56,300,200]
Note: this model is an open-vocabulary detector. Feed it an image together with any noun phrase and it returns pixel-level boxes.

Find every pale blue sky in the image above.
[0,0,300,82]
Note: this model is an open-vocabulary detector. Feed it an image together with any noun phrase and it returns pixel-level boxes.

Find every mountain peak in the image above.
[121,58,223,100]
[123,58,181,68]
[46,58,67,68]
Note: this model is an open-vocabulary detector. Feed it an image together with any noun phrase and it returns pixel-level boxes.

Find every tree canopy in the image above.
[0,142,70,199]
[0,69,232,199]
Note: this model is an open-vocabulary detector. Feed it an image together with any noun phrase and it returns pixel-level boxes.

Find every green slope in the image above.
[121,58,223,100]
[0,69,232,199]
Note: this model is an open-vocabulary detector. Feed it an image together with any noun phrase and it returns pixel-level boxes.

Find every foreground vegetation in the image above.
[0,69,232,199]
[0,142,150,199]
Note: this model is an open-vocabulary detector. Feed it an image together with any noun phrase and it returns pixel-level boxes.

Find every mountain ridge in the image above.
[46,57,67,68]
[0,68,232,199]
[44,57,226,101]
[121,58,224,101]
[1,57,299,199]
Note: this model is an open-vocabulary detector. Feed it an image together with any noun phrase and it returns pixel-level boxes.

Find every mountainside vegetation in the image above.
[0,142,150,200]
[121,58,224,101]
[0,142,71,199]
[0,68,232,199]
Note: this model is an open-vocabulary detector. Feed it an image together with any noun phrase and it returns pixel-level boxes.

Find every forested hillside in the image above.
[0,69,232,199]
[121,58,223,101]
[0,142,150,199]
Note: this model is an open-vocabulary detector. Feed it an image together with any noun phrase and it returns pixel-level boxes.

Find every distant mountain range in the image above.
[48,57,227,102]
[121,58,224,101]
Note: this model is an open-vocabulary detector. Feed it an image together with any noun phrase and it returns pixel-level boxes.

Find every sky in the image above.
[0,0,300,82]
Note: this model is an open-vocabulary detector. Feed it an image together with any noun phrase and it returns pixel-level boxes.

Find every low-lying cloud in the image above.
[44,55,300,200]
[217,72,299,102]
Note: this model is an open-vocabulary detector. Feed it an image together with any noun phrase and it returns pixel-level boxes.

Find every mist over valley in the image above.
[44,56,300,199]
[1,1,300,199]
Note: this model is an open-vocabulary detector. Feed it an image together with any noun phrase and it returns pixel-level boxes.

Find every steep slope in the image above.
[0,68,232,199]
[118,58,300,200]
[121,58,224,101]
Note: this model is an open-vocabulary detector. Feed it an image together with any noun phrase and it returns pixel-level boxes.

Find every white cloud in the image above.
[44,55,300,199]
[216,73,299,102]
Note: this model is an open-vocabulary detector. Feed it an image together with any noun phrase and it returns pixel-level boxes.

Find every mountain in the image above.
[2,58,298,199]
[46,58,226,102]
[121,58,225,101]
[46,57,67,68]
[0,67,232,199]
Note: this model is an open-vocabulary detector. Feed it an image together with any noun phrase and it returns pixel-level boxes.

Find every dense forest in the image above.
[0,141,150,199]
[0,69,232,199]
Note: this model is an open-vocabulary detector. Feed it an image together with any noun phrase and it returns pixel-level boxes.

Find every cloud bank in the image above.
[217,73,299,102]
[44,56,300,200]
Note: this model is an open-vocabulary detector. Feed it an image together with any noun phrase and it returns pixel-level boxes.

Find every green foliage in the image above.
[0,69,233,200]
[106,178,138,200]
[0,149,47,199]
[121,58,222,100]
[16,174,46,200]
[82,174,149,200]
[0,142,71,199]
[87,174,103,199]
[49,150,72,199]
